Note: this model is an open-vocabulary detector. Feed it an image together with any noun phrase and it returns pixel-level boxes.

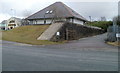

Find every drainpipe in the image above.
[44,14,46,24]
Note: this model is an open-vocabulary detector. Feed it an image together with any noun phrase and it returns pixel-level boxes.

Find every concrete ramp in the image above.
[37,22,64,40]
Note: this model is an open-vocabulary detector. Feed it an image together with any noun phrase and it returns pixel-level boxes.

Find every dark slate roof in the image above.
[27,2,87,21]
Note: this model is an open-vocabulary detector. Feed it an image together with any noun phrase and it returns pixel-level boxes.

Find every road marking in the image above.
[13,43,32,46]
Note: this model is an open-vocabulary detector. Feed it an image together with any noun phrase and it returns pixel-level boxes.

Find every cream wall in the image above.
[73,19,84,25]
[30,19,52,24]
[29,18,84,25]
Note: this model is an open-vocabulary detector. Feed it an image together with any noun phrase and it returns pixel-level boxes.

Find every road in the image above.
[2,33,118,71]
[0,31,2,72]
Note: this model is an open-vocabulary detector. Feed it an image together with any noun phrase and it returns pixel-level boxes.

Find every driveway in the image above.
[38,33,117,52]
[2,33,118,71]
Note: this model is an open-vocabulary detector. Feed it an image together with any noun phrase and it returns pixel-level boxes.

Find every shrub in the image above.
[86,21,112,31]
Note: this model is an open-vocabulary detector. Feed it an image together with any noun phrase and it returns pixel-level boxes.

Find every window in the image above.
[49,10,53,13]
[9,20,15,23]
[46,11,49,14]
[45,10,53,14]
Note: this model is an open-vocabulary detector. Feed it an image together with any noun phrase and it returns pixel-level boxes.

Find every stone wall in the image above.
[51,22,104,41]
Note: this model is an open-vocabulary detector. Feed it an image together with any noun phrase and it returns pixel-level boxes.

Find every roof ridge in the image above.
[27,2,56,19]
[26,2,87,21]
[61,2,87,21]
[61,2,74,17]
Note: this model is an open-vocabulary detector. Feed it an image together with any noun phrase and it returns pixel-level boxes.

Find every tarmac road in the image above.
[0,32,2,72]
[2,33,118,71]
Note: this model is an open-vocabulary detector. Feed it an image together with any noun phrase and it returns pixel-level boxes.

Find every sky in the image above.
[0,0,119,22]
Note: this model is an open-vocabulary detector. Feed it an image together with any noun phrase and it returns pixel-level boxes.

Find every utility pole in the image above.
[11,9,15,17]
[113,17,118,42]
[113,17,117,32]
[89,16,91,22]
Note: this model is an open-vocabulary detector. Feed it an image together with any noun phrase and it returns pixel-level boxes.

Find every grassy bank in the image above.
[2,25,62,45]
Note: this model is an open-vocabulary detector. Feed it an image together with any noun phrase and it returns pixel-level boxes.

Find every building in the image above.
[0,20,7,30]
[0,23,7,30]
[7,17,22,29]
[26,2,87,25]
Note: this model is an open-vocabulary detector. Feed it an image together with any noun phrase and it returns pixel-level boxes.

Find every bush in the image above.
[86,21,112,31]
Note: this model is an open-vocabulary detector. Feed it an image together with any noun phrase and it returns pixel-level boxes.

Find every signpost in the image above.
[56,32,60,42]
[116,33,120,42]
[116,33,120,38]
[56,32,60,36]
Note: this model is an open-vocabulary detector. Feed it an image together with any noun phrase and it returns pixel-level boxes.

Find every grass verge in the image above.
[107,41,120,46]
[2,25,63,45]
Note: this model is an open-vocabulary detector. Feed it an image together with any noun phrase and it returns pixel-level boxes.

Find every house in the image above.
[26,2,87,25]
[7,17,22,29]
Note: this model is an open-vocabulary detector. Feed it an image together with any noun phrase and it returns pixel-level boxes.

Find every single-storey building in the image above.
[26,2,88,25]
[0,20,7,30]
[0,23,7,30]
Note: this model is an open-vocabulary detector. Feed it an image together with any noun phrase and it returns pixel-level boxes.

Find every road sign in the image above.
[116,33,120,37]
[56,32,60,36]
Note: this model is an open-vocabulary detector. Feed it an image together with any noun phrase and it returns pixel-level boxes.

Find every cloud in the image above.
[66,2,118,21]
[0,0,118,22]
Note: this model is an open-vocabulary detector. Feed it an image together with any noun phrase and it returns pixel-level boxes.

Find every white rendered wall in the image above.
[46,19,52,24]
[73,19,84,25]
[33,19,52,24]
[29,18,84,25]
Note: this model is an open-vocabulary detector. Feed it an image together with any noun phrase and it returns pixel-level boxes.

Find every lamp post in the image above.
[11,9,15,17]
[89,16,91,22]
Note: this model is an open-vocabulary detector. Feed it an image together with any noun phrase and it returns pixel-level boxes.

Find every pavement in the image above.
[37,22,64,40]
[2,33,118,71]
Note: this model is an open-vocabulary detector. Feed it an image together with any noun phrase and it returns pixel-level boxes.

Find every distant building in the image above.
[26,2,87,25]
[0,20,7,30]
[21,19,30,26]
[7,17,22,29]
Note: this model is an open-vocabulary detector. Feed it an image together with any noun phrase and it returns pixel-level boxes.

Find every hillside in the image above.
[2,25,60,45]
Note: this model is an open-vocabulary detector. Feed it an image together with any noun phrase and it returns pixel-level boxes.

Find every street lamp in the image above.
[89,16,91,22]
[11,9,15,17]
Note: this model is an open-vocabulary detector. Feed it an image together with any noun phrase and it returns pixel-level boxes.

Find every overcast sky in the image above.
[0,0,119,22]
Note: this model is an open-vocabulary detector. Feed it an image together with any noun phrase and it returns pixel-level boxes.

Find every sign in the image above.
[56,32,60,36]
[116,33,120,37]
